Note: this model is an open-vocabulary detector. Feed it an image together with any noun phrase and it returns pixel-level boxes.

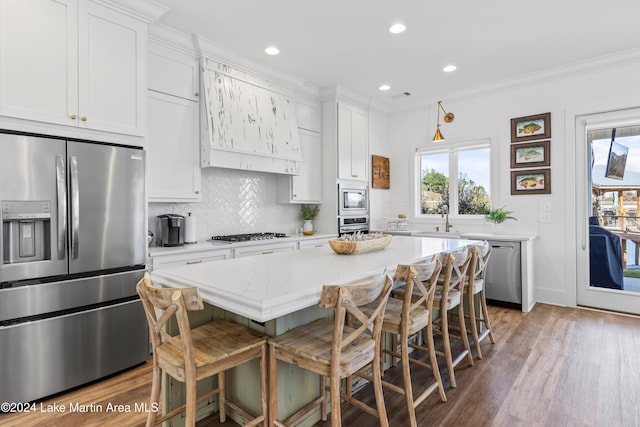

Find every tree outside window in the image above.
[418,145,491,216]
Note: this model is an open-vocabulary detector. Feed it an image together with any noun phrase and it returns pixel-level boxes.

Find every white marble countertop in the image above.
[148,233,338,257]
[150,236,474,322]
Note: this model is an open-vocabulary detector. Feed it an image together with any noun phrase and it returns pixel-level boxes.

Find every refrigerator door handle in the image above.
[55,155,67,260]
[70,156,80,259]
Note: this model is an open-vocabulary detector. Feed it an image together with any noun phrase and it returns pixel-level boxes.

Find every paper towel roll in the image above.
[185,212,197,243]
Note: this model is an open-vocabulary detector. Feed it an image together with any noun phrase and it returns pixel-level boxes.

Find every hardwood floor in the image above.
[2,303,639,427]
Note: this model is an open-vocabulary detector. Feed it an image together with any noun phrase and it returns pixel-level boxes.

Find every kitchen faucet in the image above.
[441,204,453,232]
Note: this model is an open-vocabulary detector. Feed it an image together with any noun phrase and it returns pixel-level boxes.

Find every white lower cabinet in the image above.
[151,248,232,270]
[298,237,332,249]
[234,241,297,258]
[149,236,336,271]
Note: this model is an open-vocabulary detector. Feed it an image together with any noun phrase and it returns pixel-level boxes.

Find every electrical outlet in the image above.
[539,212,551,223]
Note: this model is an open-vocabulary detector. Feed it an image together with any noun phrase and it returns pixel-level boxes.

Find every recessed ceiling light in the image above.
[443,64,457,72]
[265,46,280,56]
[388,23,406,34]
[379,84,391,91]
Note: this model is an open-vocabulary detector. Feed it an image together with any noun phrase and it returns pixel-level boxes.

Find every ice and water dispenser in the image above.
[2,201,52,264]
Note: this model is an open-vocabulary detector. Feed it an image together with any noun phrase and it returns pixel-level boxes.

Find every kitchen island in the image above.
[151,236,474,322]
[150,235,476,426]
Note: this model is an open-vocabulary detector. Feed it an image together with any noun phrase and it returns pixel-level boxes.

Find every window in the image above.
[417,141,491,216]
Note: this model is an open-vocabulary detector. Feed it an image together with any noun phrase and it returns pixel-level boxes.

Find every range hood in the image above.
[200,59,302,175]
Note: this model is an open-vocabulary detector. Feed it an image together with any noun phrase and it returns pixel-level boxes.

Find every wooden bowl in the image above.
[329,235,392,255]
[303,230,316,236]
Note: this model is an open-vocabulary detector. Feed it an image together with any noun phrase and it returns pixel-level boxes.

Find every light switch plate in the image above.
[543,201,551,212]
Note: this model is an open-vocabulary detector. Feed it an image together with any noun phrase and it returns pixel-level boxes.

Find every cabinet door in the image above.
[147,91,201,202]
[291,129,322,202]
[0,0,79,125]
[351,108,368,181]
[234,242,297,258]
[151,250,232,270]
[298,238,331,249]
[338,102,368,181]
[78,1,146,135]
[148,44,199,101]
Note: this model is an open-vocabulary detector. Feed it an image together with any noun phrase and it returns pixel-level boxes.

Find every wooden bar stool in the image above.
[464,241,496,359]
[433,248,474,388]
[359,260,447,427]
[268,272,393,427]
[136,273,268,427]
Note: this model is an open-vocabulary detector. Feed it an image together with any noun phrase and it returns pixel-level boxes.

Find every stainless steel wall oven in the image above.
[337,180,369,235]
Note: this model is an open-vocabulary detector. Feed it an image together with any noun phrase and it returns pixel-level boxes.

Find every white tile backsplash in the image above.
[148,168,300,241]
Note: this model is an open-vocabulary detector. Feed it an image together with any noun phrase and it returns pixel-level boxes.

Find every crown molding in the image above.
[319,84,391,114]
[148,23,197,56]
[95,0,169,23]
[392,47,640,115]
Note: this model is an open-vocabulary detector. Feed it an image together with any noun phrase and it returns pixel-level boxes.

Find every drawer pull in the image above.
[315,244,323,247]
[262,251,274,255]
[186,260,202,265]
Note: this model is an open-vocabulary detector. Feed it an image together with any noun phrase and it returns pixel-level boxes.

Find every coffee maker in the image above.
[156,214,185,247]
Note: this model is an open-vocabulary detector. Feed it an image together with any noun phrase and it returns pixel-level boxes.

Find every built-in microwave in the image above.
[338,180,369,216]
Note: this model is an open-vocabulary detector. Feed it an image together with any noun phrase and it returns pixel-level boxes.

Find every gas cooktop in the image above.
[211,232,287,243]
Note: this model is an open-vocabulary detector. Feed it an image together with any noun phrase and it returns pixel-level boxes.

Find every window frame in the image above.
[413,137,494,222]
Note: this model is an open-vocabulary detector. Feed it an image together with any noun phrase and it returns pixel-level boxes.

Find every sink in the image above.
[411,231,461,239]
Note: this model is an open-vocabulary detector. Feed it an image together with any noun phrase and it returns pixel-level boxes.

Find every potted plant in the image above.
[485,207,516,233]
[298,205,320,234]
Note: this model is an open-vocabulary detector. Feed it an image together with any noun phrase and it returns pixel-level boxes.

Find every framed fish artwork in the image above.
[511,112,551,142]
[510,140,550,168]
[511,169,551,195]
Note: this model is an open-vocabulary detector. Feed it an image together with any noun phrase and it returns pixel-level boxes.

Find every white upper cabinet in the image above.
[0,0,147,136]
[338,102,368,181]
[147,40,201,202]
[147,90,201,202]
[296,99,321,133]
[148,43,199,101]
[277,128,322,203]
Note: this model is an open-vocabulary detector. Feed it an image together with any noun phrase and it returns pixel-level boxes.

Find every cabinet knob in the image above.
[194,92,199,97]
[195,190,200,194]
[81,116,87,121]
[70,114,77,120]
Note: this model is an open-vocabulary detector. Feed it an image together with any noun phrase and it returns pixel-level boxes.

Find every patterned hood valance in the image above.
[201,59,302,175]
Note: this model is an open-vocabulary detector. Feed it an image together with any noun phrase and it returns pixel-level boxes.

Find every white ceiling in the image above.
[154,0,640,105]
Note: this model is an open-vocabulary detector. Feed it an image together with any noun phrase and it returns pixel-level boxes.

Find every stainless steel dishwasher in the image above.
[484,240,522,309]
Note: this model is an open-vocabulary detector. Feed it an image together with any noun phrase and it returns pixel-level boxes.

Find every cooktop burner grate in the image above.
[211,232,287,242]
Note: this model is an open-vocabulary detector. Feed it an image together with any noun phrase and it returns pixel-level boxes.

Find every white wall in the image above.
[385,58,640,307]
[149,167,300,241]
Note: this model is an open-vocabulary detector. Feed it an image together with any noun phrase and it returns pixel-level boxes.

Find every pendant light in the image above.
[432,101,455,142]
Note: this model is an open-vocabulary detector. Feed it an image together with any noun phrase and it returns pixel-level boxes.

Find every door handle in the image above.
[70,156,80,259]
[56,155,67,260]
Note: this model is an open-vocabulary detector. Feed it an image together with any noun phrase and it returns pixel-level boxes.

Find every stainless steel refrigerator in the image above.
[0,132,148,403]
